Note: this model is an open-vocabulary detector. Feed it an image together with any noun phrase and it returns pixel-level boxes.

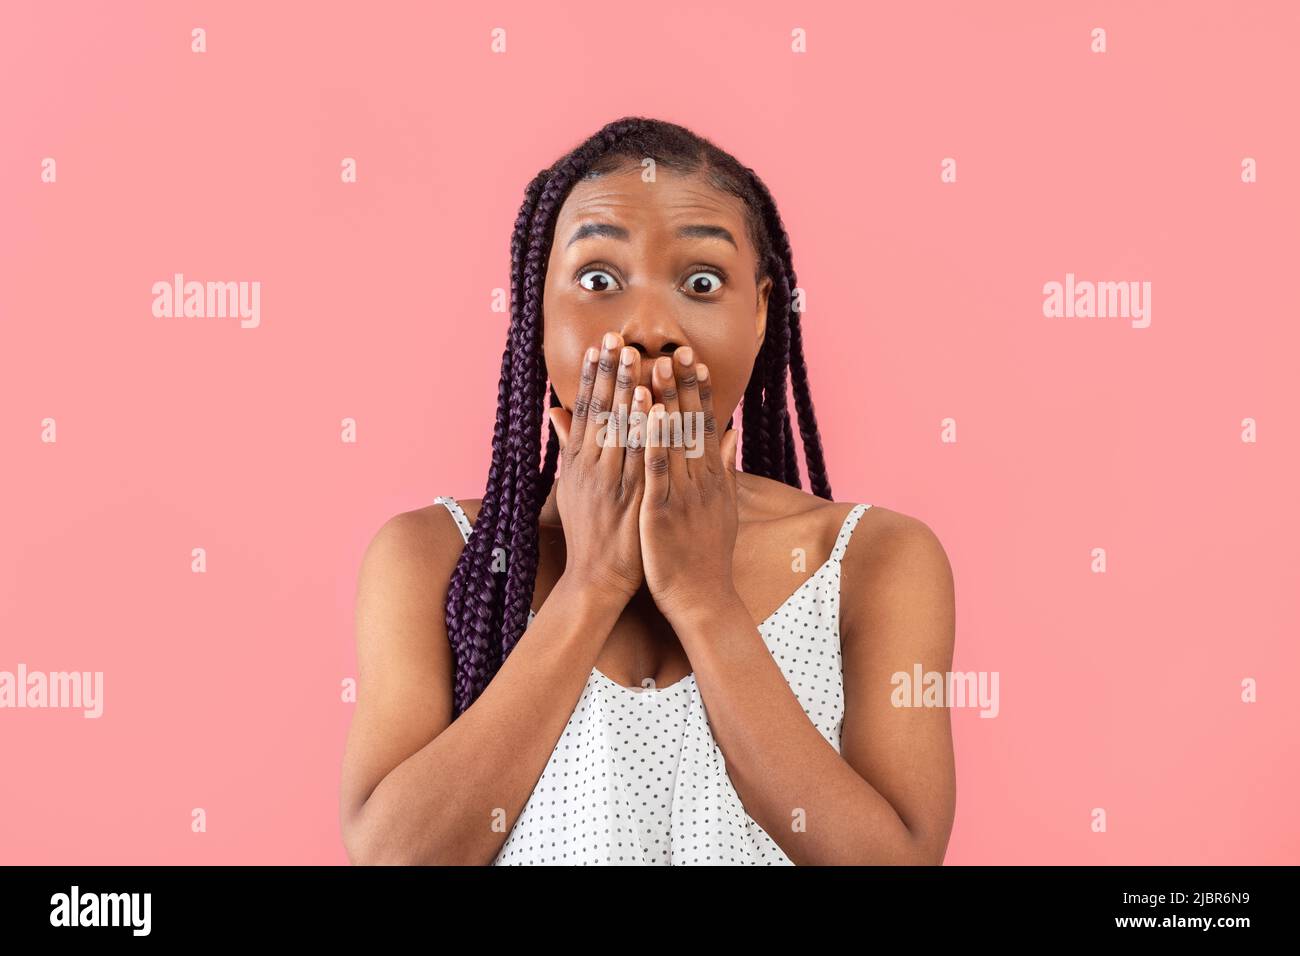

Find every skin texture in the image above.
[339,166,958,865]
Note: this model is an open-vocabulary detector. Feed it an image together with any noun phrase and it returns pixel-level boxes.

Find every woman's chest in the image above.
[529,518,844,689]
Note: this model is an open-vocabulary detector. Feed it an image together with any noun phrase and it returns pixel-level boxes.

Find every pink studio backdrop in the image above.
[2,1,1297,865]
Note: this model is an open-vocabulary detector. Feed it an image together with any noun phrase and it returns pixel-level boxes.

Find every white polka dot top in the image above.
[433,495,871,865]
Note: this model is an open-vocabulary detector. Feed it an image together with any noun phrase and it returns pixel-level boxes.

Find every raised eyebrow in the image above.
[564,221,738,250]
[565,222,629,248]
[675,224,738,249]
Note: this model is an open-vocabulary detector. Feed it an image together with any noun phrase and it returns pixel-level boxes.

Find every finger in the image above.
[644,402,670,504]
[694,362,723,477]
[672,346,706,479]
[582,331,623,461]
[601,345,639,482]
[651,354,688,490]
[622,384,651,496]
[567,345,599,458]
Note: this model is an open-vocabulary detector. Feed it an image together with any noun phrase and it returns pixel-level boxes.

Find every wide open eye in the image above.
[683,270,724,295]
[577,268,619,292]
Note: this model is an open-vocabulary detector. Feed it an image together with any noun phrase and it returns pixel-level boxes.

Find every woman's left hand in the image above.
[639,348,741,623]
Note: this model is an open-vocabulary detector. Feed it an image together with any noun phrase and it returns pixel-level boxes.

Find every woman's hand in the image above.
[639,348,742,622]
[546,332,654,607]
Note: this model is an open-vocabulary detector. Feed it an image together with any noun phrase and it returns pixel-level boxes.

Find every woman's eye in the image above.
[578,269,618,292]
[684,271,723,295]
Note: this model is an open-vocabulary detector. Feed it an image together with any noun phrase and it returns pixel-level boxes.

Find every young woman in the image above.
[340,117,957,866]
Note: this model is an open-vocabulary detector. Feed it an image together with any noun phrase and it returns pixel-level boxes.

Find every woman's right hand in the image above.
[546,331,652,606]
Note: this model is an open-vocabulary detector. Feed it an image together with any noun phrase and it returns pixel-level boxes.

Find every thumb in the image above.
[721,427,739,473]
[547,406,572,451]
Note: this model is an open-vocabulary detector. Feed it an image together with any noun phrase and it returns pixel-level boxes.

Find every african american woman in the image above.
[340,116,957,866]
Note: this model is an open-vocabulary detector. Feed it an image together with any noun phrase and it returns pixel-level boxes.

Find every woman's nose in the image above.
[617,304,688,365]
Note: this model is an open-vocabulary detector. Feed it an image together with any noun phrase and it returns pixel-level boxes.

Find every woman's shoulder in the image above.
[735,472,864,539]
[430,496,484,517]
[399,496,486,534]
[739,473,947,583]
[738,476,953,665]
[759,486,956,650]
[393,487,942,555]
[361,497,484,580]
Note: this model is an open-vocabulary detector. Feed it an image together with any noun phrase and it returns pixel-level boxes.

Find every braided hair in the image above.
[445,116,833,718]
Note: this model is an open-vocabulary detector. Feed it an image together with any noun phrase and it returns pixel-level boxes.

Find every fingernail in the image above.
[656,356,672,377]
[603,332,619,350]
[620,346,636,365]
[586,346,598,363]
[677,346,694,366]
[696,363,709,382]
[634,385,648,403]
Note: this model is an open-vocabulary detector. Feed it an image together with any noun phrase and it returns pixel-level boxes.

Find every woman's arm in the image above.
[342,333,651,865]
[667,511,957,865]
[338,507,626,866]
[637,348,956,864]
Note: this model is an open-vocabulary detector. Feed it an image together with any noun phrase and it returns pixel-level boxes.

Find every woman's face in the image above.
[542,164,772,425]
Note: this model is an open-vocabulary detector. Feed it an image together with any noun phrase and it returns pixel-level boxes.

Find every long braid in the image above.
[540,385,562,492]
[445,120,658,717]
[444,168,543,708]
[742,248,799,491]
[740,365,768,477]
[746,171,834,498]
[772,284,799,487]
[445,117,834,719]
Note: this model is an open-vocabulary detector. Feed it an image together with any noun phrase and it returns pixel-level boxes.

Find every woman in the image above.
[340,116,957,865]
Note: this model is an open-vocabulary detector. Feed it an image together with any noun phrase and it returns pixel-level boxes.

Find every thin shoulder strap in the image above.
[831,503,872,563]
[432,495,472,544]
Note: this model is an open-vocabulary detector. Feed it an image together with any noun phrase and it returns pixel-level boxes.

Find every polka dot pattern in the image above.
[433,496,871,865]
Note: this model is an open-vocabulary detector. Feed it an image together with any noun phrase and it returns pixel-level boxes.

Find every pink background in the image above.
[2,1,1297,865]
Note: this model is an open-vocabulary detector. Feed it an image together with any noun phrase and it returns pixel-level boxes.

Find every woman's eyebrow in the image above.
[566,222,629,247]
[565,221,738,250]
[677,224,738,249]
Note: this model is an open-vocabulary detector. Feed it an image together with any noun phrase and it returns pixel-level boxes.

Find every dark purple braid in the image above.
[445,117,834,718]
[744,168,833,498]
